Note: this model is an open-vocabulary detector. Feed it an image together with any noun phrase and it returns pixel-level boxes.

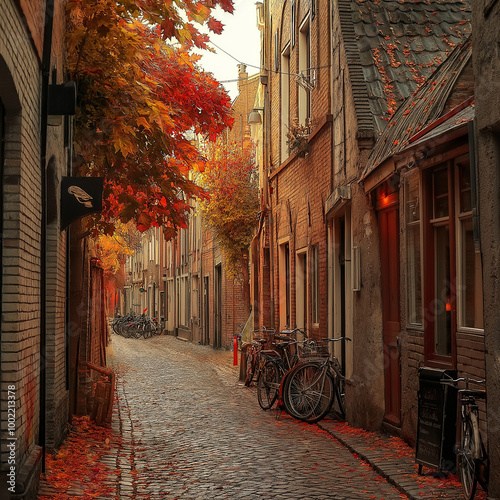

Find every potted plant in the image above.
[286,118,312,157]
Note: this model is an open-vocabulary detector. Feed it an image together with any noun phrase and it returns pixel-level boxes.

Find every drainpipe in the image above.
[40,0,55,471]
[263,0,275,329]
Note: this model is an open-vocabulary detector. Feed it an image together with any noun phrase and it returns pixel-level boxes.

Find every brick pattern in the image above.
[1,1,70,495]
[1,0,43,475]
[260,0,487,446]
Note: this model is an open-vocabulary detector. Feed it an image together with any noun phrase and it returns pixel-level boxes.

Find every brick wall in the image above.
[1,1,44,484]
[1,2,70,497]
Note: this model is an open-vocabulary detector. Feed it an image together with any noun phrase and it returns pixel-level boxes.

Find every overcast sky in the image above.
[195,1,262,101]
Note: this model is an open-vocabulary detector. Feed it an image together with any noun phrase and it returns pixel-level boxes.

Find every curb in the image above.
[316,420,468,500]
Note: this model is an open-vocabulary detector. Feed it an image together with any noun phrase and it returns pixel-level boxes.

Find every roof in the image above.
[338,0,471,137]
[363,37,472,177]
[409,102,473,147]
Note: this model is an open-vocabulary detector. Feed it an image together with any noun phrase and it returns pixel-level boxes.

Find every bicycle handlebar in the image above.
[441,374,485,388]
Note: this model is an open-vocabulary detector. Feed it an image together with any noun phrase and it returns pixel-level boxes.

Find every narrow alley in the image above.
[108,334,406,499]
[39,334,476,500]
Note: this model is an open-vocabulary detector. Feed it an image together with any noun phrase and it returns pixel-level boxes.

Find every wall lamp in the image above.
[248,108,264,125]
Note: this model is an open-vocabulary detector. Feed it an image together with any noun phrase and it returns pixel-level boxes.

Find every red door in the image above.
[378,195,401,426]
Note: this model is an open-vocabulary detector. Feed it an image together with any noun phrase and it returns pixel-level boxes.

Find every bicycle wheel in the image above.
[257,360,280,410]
[334,376,346,419]
[244,350,256,386]
[284,362,334,423]
[459,415,478,500]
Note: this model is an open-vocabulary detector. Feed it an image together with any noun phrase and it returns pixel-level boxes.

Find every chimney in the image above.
[237,64,248,93]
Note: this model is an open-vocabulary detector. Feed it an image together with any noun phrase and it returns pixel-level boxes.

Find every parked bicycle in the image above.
[256,328,307,411]
[112,313,159,339]
[441,375,489,500]
[281,337,351,423]
[243,327,276,387]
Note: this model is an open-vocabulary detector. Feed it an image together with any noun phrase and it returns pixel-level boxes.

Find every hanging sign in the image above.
[60,177,104,230]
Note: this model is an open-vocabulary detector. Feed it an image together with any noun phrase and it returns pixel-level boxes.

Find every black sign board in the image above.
[415,368,457,473]
[60,177,104,230]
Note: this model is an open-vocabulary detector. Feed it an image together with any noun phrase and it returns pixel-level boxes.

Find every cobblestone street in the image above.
[106,334,406,499]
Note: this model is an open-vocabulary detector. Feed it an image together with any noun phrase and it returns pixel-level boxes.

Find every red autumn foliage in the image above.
[66,0,235,238]
[38,416,115,500]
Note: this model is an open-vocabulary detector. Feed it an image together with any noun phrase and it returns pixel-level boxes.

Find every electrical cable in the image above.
[206,40,331,79]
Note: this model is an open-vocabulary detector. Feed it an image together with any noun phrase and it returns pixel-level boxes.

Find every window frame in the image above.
[311,244,320,326]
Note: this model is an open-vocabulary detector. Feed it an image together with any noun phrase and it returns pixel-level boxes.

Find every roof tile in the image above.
[363,38,472,175]
[346,0,471,134]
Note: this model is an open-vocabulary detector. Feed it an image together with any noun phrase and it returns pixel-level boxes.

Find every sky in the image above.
[194,1,262,101]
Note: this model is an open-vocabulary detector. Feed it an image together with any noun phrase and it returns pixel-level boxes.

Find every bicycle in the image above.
[256,328,307,411]
[441,375,489,500]
[243,327,275,387]
[281,337,351,423]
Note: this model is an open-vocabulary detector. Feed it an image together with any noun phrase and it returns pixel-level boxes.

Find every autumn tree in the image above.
[91,220,140,276]
[66,0,235,237]
[199,139,260,279]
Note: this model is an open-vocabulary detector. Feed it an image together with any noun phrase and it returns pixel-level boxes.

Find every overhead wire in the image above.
[206,40,331,79]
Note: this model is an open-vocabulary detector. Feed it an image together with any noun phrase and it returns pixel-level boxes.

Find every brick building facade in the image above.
[254,0,489,462]
[1,1,72,498]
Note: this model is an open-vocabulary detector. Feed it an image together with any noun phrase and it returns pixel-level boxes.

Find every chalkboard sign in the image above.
[415,368,457,473]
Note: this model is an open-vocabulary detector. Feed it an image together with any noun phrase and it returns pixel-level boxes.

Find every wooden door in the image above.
[378,197,401,426]
[203,277,209,345]
[214,264,222,348]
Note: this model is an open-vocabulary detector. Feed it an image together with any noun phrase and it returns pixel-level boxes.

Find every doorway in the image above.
[214,264,222,348]
[378,193,402,426]
[203,276,210,345]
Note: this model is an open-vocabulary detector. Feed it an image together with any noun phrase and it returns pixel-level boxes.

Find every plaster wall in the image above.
[472,1,500,496]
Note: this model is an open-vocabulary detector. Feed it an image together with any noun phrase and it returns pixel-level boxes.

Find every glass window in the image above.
[279,242,291,328]
[459,218,483,329]
[312,245,320,324]
[281,46,290,161]
[433,168,449,219]
[456,157,483,330]
[434,224,451,356]
[405,170,422,325]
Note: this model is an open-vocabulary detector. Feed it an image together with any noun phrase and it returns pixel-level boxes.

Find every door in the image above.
[203,276,210,345]
[378,194,401,426]
[338,217,347,375]
[214,264,222,348]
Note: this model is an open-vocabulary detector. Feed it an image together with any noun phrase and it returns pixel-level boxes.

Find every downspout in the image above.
[40,0,55,471]
[264,0,275,329]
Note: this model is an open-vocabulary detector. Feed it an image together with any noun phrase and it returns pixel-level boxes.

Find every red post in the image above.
[233,336,238,366]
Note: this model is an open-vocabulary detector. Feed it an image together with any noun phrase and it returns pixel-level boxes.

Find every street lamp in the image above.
[248,108,263,124]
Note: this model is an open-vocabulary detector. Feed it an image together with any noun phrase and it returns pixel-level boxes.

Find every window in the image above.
[312,244,320,325]
[456,156,483,329]
[423,154,483,365]
[192,274,199,321]
[178,275,190,327]
[298,16,311,125]
[279,242,291,328]
[296,250,308,330]
[405,169,422,326]
[431,165,452,356]
[281,45,291,162]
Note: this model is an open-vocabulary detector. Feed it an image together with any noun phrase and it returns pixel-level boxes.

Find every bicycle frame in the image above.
[441,375,488,499]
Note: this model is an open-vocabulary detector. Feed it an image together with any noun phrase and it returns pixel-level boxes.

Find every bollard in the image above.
[233,335,238,366]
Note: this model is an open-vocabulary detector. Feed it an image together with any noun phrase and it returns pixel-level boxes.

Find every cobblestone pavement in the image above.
[106,334,407,499]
